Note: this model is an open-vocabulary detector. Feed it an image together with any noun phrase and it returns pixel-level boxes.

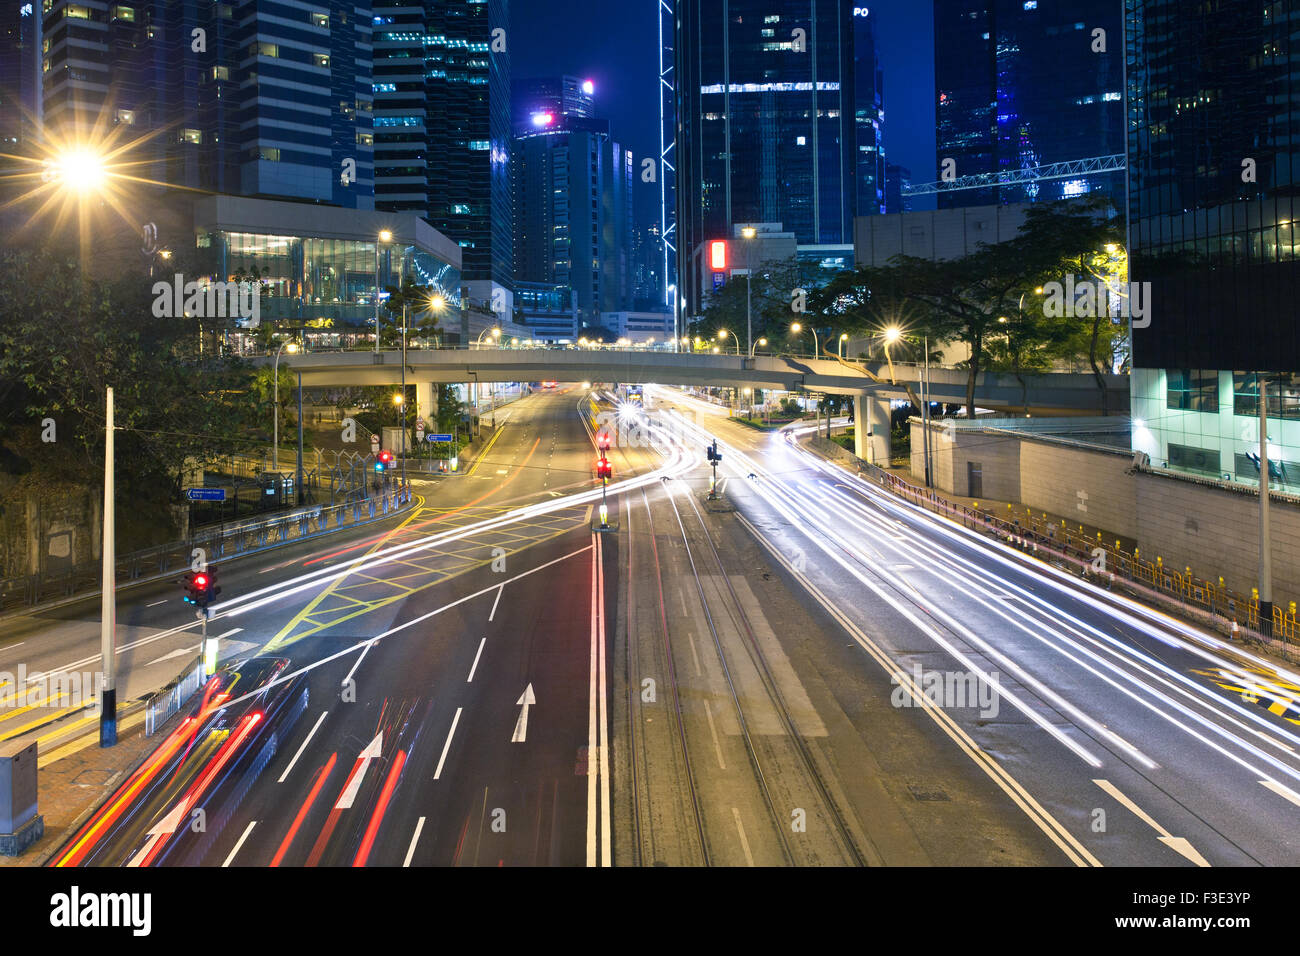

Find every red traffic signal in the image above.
[596,457,612,482]
[193,573,208,589]
[597,432,611,450]
[379,450,393,464]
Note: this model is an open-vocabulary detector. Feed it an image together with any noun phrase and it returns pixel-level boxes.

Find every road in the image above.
[649,385,1300,866]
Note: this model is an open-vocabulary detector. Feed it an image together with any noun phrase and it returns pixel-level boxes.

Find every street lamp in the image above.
[749,336,768,358]
[272,341,299,472]
[837,332,849,359]
[790,322,814,359]
[374,229,392,354]
[883,325,933,488]
[716,328,740,355]
[741,225,756,354]
[475,326,502,348]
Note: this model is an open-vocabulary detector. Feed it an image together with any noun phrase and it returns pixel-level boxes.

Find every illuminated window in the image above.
[42,58,50,72]
[313,53,329,68]
[111,5,133,21]
[64,4,90,18]
[356,131,373,146]
[115,109,134,125]
[212,65,229,81]
[311,11,328,27]
[180,129,202,144]
[252,42,279,57]
[252,147,281,161]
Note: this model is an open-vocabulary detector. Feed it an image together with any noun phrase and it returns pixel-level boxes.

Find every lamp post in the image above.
[272,341,299,472]
[884,326,932,488]
[475,326,502,348]
[837,332,849,359]
[790,322,813,359]
[749,336,767,358]
[741,226,756,355]
[374,230,392,354]
[716,329,740,355]
[1260,373,1274,637]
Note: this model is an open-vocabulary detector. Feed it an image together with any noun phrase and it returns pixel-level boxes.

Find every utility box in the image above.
[0,740,42,856]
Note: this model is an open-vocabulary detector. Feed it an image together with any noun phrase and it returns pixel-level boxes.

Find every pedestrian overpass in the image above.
[257,346,1128,466]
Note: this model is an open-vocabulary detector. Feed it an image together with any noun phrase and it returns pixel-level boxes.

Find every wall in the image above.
[916,420,1300,601]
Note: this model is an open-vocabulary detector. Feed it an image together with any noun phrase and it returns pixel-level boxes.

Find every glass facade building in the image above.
[676,0,866,313]
[37,0,374,206]
[192,196,461,329]
[934,0,1124,209]
[373,0,512,288]
[1127,0,1300,493]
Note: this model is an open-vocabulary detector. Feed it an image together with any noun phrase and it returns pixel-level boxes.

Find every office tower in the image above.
[1127,0,1300,490]
[38,0,374,206]
[0,0,41,151]
[675,0,867,313]
[511,78,632,327]
[885,162,912,215]
[934,0,1123,208]
[853,7,885,220]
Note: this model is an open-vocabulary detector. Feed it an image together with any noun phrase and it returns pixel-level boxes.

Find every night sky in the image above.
[511,0,937,227]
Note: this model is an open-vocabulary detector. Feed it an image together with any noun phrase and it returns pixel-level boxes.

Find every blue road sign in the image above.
[429,433,454,443]
[187,488,227,501]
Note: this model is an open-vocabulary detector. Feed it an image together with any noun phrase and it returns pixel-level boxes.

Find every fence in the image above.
[0,486,411,616]
[809,436,1300,645]
[144,659,207,737]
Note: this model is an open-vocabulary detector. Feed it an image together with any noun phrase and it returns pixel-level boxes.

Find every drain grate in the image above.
[907,784,951,802]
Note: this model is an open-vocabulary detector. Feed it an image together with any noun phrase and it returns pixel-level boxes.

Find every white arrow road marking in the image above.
[1093,779,1210,866]
[512,683,536,743]
[335,731,383,810]
[127,800,190,867]
[146,646,199,667]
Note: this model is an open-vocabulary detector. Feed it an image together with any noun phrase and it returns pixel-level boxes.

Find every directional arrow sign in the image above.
[335,731,383,809]
[1094,778,1210,867]
[511,683,536,743]
[187,488,227,501]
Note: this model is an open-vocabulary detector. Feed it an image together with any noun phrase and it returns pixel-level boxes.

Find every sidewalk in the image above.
[1,713,157,867]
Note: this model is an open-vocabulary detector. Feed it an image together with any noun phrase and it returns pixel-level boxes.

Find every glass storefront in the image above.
[204,230,461,327]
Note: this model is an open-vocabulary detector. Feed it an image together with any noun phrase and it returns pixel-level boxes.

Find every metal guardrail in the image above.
[0,487,412,616]
[809,436,1300,645]
[144,659,207,737]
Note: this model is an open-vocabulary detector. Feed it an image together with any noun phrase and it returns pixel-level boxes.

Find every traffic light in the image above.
[596,457,612,483]
[183,566,222,608]
[375,449,393,472]
[706,440,722,463]
[597,432,611,452]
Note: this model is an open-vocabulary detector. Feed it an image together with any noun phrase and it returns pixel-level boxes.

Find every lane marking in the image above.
[737,512,1102,867]
[434,707,463,780]
[586,535,599,867]
[1093,778,1210,866]
[222,821,257,866]
[597,530,611,868]
[731,808,755,867]
[403,816,426,867]
[146,600,167,608]
[488,584,504,622]
[1260,779,1300,807]
[467,638,486,683]
[279,710,329,783]
[703,699,727,770]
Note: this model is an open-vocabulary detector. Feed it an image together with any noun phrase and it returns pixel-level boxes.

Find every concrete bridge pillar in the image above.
[415,381,436,423]
[854,393,891,466]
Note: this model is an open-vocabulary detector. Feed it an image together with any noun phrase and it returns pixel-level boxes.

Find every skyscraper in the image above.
[934,0,1123,209]
[1127,0,1300,492]
[853,7,885,221]
[0,0,41,151]
[675,0,866,313]
[510,78,632,328]
[36,0,375,206]
[373,0,511,297]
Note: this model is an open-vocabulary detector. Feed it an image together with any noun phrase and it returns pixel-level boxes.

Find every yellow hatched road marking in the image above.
[466,425,508,476]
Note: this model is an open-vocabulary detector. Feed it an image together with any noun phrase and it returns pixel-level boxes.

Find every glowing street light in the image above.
[272,340,299,472]
[749,336,767,358]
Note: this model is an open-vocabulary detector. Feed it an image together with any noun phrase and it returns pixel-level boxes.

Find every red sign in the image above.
[709,240,727,271]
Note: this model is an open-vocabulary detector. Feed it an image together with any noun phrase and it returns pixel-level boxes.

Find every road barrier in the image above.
[808,435,1299,647]
[144,659,207,737]
[0,487,412,617]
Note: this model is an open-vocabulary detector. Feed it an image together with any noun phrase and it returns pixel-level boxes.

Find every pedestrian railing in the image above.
[144,659,208,737]
[0,487,412,616]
